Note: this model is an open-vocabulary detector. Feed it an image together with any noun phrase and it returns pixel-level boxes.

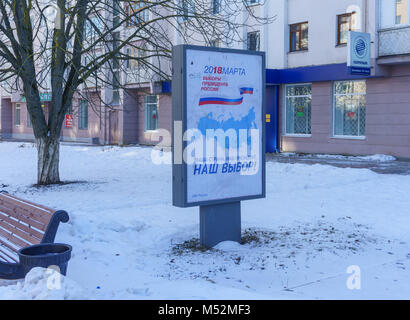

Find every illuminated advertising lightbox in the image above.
[172,45,266,208]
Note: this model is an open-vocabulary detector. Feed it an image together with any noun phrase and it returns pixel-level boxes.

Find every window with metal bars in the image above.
[144,95,158,131]
[285,84,312,135]
[333,81,366,137]
[247,31,260,51]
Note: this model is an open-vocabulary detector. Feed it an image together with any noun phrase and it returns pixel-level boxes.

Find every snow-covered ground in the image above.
[0,141,409,300]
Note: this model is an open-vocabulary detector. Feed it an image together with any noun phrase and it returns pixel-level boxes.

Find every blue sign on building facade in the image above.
[347,31,371,76]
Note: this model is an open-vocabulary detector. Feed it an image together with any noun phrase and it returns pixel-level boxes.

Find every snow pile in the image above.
[279,152,297,157]
[314,153,396,162]
[0,268,86,300]
[356,154,397,162]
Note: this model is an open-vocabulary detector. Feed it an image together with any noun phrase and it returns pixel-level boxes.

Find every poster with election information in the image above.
[172,45,266,208]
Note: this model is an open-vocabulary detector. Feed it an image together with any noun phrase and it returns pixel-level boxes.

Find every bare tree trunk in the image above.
[36,136,61,185]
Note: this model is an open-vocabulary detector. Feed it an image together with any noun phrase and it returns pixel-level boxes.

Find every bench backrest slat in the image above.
[0,203,51,226]
[0,238,18,253]
[0,198,53,225]
[0,217,41,245]
[3,194,55,212]
[0,227,30,250]
[0,212,43,240]
[0,237,21,263]
[0,205,47,232]
[0,246,18,263]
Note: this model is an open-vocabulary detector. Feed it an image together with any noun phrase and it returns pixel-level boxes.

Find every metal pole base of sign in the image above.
[199,201,241,248]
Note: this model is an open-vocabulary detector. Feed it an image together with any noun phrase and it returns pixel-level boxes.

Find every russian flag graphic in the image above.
[239,87,254,95]
[199,87,254,106]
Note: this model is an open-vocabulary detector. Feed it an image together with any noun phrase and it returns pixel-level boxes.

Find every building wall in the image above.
[0,99,12,138]
[61,93,104,144]
[281,64,410,158]
[10,101,35,140]
[122,88,172,146]
[286,0,376,68]
[3,93,104,144]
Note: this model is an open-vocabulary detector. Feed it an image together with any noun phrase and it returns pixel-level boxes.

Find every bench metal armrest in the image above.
[41,210,70,244]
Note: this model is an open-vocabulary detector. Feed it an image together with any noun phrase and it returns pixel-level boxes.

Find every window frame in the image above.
[284,83,312,137]
[85,16,103,44]
[14,103,21,126]
[212,0,221,14]
[144,94,159,132]
[111,32,121,105]
[337,12,355,46]
[332,80,367,139]
[395,0,409,25]
[125,1,149,27]
[289,21,309,52]
[246,0,261,6]
[247,31,260,51]
[126,43,147,69]
[180,0,195,22]
[79,100,89,130]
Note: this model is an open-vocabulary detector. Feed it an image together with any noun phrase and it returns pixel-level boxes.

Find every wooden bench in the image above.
[0,191,69,279]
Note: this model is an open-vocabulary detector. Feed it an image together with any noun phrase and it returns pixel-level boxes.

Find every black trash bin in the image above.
[18,243,72,277]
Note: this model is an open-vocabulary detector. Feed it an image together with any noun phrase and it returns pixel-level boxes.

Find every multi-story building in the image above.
[1,0,410,159]
[266,0,410,158]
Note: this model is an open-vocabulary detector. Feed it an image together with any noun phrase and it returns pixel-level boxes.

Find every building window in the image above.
[127,47,139,69]
[126,44,146,69]
[112,32,120,70]
[113,0,120,28]
[112,70,121,105]
[289,22,308,52]
[396,0,408,25]
[15,104,21,126]
[125,1,149,27]
[247,0,260,5]
[112,32,121,105]
[79,100,88,130]
[26,106,32,128]
[85,16,102,42]
[247,31,260,51]
[337,12,356,45]
[333,81,366,137]
[144,95,158,131]
[181,0,195,21]
[212,0,221,14]
[285,84,312,135]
